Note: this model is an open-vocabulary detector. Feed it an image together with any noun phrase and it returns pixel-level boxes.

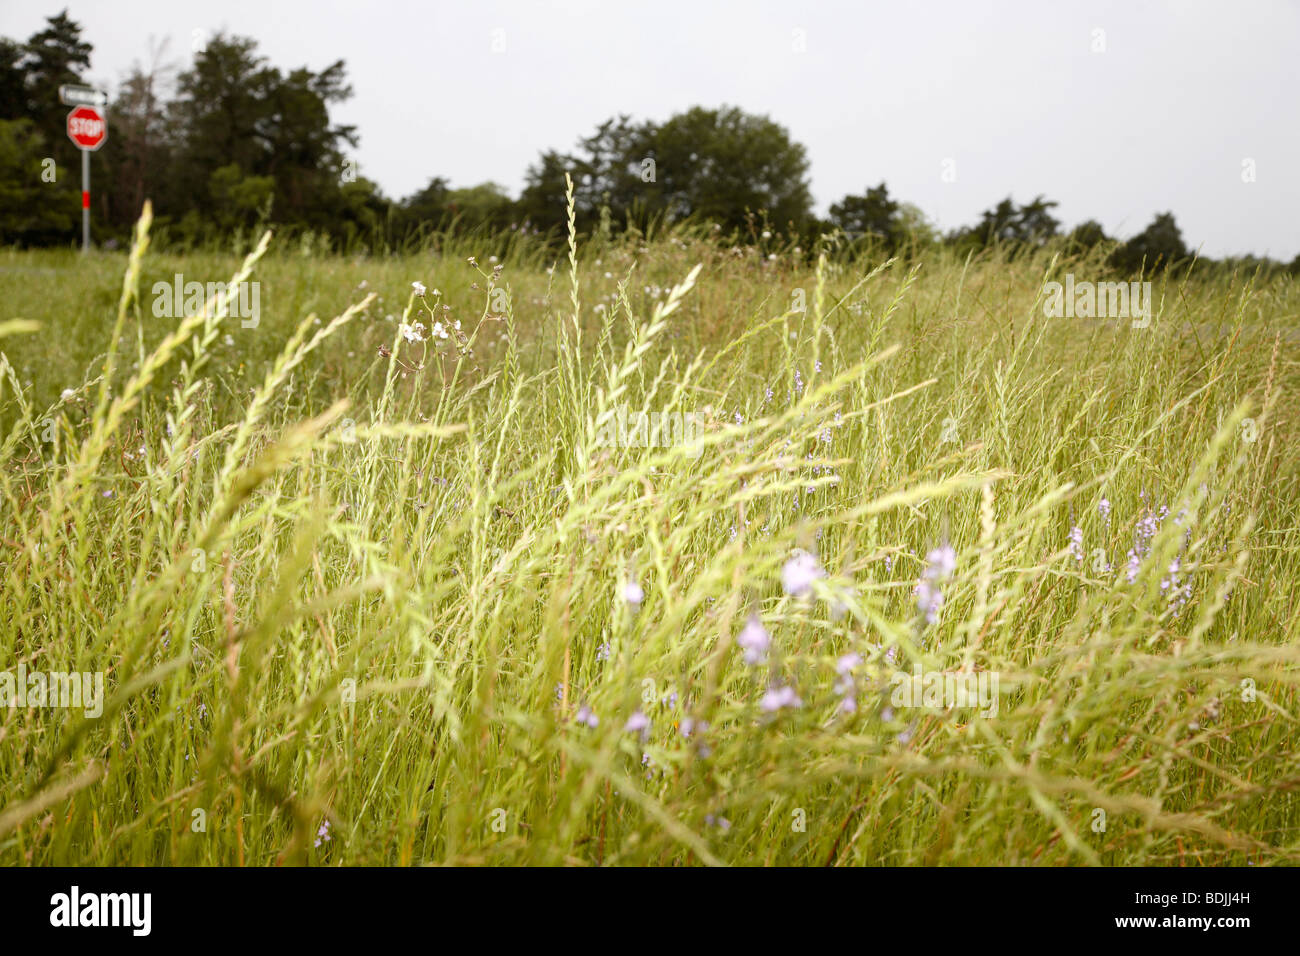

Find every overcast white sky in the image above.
[4,0,1298,258]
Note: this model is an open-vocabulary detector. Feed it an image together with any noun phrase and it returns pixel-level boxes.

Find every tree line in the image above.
[2,11,1296,276]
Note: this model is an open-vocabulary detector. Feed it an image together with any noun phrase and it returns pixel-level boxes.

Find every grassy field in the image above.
[1,195,1297,866]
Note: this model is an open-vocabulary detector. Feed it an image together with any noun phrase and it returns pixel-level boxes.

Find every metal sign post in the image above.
[82,149,90,252]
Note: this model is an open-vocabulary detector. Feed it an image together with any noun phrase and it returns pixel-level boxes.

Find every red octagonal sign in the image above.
[67,105,107,151]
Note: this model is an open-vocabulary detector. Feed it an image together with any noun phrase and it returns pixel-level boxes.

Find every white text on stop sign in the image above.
[70,117,104,138]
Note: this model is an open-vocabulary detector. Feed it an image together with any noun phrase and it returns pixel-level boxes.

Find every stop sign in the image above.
[66,106,107,151]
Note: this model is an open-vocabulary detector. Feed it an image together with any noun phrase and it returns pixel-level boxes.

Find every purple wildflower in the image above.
[624,710,649,736]
[924,544,956,580]
[915,580,944,624]
[736,615,771,665]
[782,550,825,597]
[760,684,803,712]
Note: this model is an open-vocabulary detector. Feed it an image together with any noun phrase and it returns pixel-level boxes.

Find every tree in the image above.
[517,116,651,236]
[394,176,452,239]
[517,150,582,235]
[1112,212,1188,273]
[957,195,1060,250]
[0,38,27,121]
[22,9,92,143]
[895,203,939,247]
[103,40,178,234]
[168,34,359,237]
[647,106,813,233]
[1067,219,1108,253]
[0,119,80,244]
[446,182,516,232]
[518,105,815,237]
[208,163,274,231]
[829,182,902,246]
[260,61,357,227]
[14,11,93,236]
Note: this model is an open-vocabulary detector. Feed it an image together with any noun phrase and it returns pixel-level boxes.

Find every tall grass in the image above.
[1,193,1297,865]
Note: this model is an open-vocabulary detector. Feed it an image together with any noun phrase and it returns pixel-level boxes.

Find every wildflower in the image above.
[705,814,731,832]
[624,710,650,735]
[1162,557,1192,612]
[314,820,332,848]
[399,322,426,343]
[412,281,426,295]
[1098,497,1111,525]
[914,580,944,624]
[834,652,861,710]
[596,641,612,662]
[680,717,708,738]
[622,579,644,607]
[430,321,449,340]
[760,684,802,712]
[923,544,956,581]
[914,544,955,627]
[1069,525,1084,563]
[835,652,862,676]
[736,615,771,665]
[575,705,599,728]
[60,388,76,401]
[1128,506,1164,581]
[781,550,824,597]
